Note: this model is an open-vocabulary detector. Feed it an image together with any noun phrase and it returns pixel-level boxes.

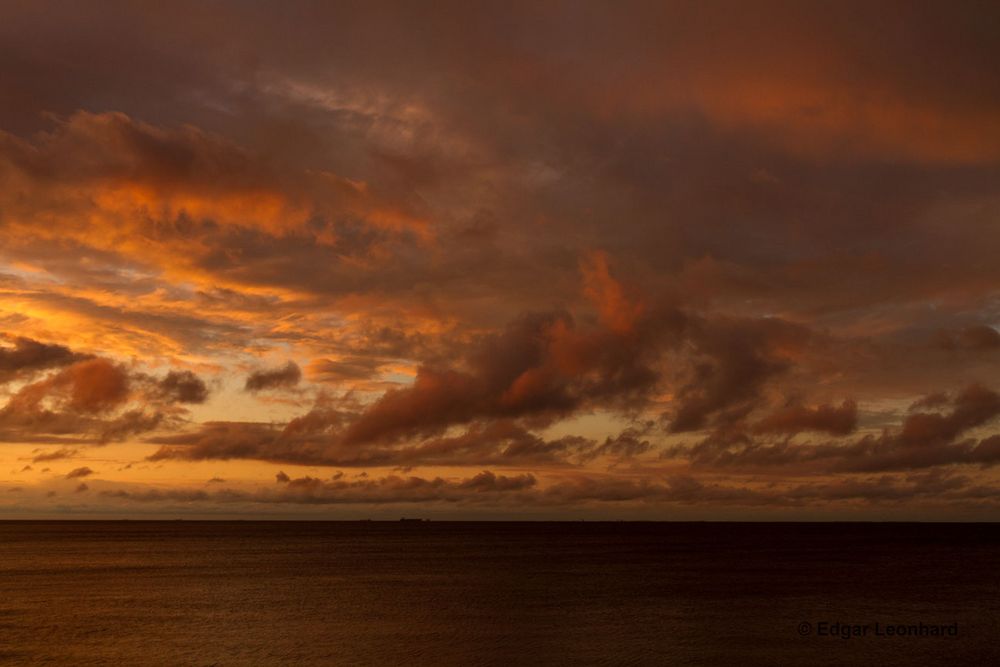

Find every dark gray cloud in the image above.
[752,400,858,436]
[245,362,302,392]
[0,336,90,383]
[668,317,811,433]
[674,384,1000,474]
[157,370,210,404]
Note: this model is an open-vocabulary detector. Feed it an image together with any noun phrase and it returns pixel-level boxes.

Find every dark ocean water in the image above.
[0,522,997,666]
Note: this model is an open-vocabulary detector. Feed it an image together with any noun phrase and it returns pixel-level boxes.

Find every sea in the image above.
[0,521,997,665]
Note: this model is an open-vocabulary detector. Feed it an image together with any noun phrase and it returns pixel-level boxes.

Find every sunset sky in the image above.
[1,1,999,518]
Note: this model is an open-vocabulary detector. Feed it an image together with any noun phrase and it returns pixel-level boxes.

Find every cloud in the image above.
[895,384,1000,448]
[752,400,858,436]
[33,358,130,414]
[100,488,211,502]
[103,470,538,505]
[98,409,165,442]
[675,384,1000,474]
[0,354,210,444]
[244,362,302,392]
[157,370,209,404]
[833,385,1000,472]
[0,110,441,373]
[144,263,826,472]
[668,317,811,433]
[148,422,322,465]
[307,357,387,383]
[0,335,90,383]
[65,466,94,479]
[339,269,682,445]
[458,470,537,492]
[147,418,585,468]
[31,447,79,463]
[577,428,653,464]
[782,470,973,503]
[934,325,1000,351]
[0,359,131,442]
[81,465,1000,512]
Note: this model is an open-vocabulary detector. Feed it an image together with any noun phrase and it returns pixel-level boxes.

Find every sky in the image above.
[1,1,999,519]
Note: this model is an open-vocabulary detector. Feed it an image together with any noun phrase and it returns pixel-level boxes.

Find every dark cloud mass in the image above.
[1,1,999,516]
[340,300,681,445]
[0,336,90,383]
[672,384,1000,475]
[157,370,209,404]
[0,344,210,444]
[668,317,811,433]
[753,400,858,437]
[245,362,302,392]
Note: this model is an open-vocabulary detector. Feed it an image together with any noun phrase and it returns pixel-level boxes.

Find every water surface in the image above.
[0,521,997,665]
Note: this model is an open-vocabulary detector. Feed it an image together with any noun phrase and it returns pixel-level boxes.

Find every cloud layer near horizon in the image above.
[1,1,999,517]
